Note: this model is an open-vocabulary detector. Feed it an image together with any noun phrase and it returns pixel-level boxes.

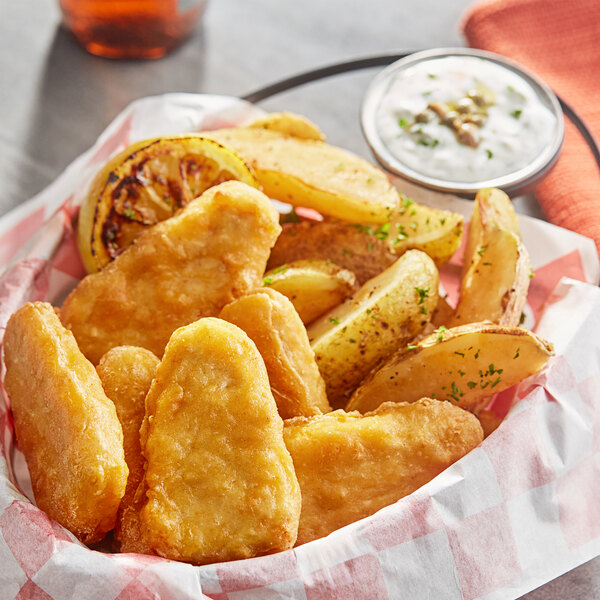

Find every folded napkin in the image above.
[462,0,600,258]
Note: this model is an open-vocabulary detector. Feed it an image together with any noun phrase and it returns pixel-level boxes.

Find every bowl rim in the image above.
[360,47,565,196]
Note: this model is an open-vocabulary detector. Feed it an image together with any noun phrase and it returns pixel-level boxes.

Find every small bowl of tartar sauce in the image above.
[361,48,564,196]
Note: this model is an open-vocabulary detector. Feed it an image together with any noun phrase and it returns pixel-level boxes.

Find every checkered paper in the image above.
[0,94,599,600]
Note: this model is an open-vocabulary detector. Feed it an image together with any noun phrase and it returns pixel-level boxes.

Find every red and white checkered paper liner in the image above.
[0,94,599,600]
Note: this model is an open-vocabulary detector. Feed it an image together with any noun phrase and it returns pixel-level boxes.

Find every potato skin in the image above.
[4,302,128,545]
[308,250,438,408]
[347,322,554,414]
[62,181,281,364]
[203,127,399,223]
[263,259,357,324]
[284,399,483,545]
[219,288,331,418]
[268,220,397,286]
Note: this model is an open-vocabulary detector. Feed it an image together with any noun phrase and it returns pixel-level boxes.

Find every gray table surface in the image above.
[1,1,598,598]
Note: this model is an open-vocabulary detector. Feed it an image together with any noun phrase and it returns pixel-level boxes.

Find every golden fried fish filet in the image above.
[3,302,128,544]
[96,345,159,548]
[61,181,281,364]
[284,399,483,545]
[219,287,331,419]
[139,317,301,564]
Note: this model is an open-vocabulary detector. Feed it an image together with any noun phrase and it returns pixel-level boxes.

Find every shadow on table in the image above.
[19,23,207,203]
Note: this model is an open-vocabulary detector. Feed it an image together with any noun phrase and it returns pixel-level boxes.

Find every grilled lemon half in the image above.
[78,135,258,273]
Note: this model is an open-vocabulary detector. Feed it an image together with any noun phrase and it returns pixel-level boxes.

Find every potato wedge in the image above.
[284,400,483,545]
[385,197,464,265]
[308,250,438,408]
[263,259,357,324]
[201,127,398,223]
[247,112,326,141]
[219,288,331,418]
[346,322,554,414]
[463,188,520,278]
[267,220,397,285]
[449,228,531,328]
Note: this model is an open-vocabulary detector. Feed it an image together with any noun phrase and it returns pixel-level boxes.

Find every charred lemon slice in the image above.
[78,135,258,273]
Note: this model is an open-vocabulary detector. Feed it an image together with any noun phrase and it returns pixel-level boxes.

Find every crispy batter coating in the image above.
[3,302,128,544]
[61,181,281,364]
[139,318,301,564]
[96,346,159,549]
[219,288,331,419]
[284,399,483,545]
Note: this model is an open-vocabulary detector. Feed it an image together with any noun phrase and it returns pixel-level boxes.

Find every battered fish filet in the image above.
[219,287,330,419]
[96,345,159,550]
[140,317,301,564]
[61,181,281,363]
[3,302,128,544]
[284,399,483,545]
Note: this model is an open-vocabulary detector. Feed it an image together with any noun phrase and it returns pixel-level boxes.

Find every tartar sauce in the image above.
[375,56,558,183]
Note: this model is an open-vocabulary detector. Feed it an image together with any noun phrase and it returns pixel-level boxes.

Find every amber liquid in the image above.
[59,0,206,59]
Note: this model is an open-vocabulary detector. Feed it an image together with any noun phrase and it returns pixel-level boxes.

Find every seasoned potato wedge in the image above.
[247,112,326,141]
[308,250,438,408]
[263,259,357,324]
[284,400,483,545]
[462,187,520,278]
[346,322,554,414]
[385,197,464,265]
[267,220,397,285]
[449,228,531,328]
[219,288,331,418]
[202,127,399,223]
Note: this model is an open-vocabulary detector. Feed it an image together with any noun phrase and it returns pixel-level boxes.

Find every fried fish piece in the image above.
[96,346,159,549]
[284,399,483,545]
[219,288,331,419]
[3,302,128,545]
[140,317,301,564]
[61,181,281,364]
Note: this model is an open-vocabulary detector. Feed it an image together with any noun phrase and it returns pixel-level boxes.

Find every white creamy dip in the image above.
[375,56,558,183]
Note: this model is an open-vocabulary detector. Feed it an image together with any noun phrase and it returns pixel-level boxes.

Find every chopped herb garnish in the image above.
[374,222,390,240]
[415,286,431,305]
[428,73,437,79]
[399,118,408,128]
[329,317,340,325]
[520,312,526,325]
[511,109,523,119]
[343,248,352,255]
[467,381,477,389]
[529,268,535,279]
[458,369,466,377]
[421,306,428,315]
[263,277,273,285]
[513,348,520,359]
[477,245,488,255]
[432,139,440,148]
[123,208,137,220]
[368,242,374,251]
[407,345,418,350]
[474,349,480,359]
[272,264,289,275]
[434,325,447,342]
[486,149,493,159]
[366,177,374,184]
[440,217,446,225]
[454,351,465,357]
[409,222,418,230]
[418,138,430,146]
[490,376,502,388]
[482,261,492,266]
[349,338,356,343]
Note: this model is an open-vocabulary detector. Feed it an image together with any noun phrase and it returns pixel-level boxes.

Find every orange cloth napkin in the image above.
[462,0,600,258]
